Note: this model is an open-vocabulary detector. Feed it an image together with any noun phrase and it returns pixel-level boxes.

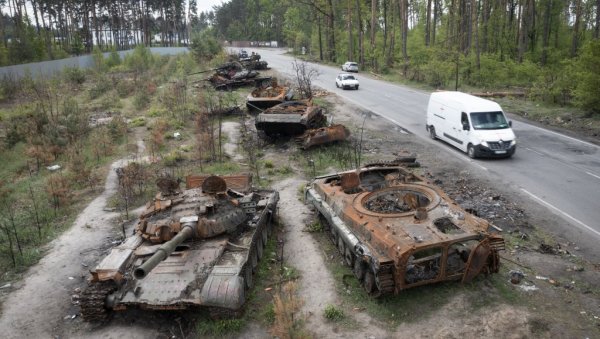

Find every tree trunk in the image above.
[348,0,353,61]
[401,0,408,75]
[425,0,431,46]
[541,0,552,65]
[327,0,336,62]
[356,0,364,66]
[571,0,581,57]
[370,0,376,68]
[318,13,323,61]
[1,225,16,268]
[432,0,439,45]
[595,0,600,39]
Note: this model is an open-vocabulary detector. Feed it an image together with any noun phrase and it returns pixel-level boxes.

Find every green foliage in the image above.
[0,74,23,102]
[129,117,146,127]
[89,75,112,100]
[571,40,600,114]
[63,67,86,85]
[92,47,105,71]
[124,45,153,74]
[196,318,245,336]
[323,304,345,321]
[70,33,84,55]
[106,48,122,68]
[133,89,150,110]
[190,30,222,62]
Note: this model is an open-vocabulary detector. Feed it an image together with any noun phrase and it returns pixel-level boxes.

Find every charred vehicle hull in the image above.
[255,101,326,136]
[246,86,294,112]
[81,175,279,321]
[305,162,504,296]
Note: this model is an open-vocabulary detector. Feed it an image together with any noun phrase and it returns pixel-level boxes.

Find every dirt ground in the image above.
[0,87,598,338]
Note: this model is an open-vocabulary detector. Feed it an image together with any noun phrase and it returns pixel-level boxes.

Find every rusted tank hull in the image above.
[246,86,293,112]
[297,124,350,149]
[305,162,503,296]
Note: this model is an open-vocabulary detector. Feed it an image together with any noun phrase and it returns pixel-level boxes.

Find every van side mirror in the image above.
[509,120,512,127]
[462,123,470,131]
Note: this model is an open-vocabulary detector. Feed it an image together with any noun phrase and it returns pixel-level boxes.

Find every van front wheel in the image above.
[467,144,477,159]
[428,126,437,140]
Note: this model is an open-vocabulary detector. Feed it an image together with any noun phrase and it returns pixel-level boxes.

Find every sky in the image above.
[197,0,227,13]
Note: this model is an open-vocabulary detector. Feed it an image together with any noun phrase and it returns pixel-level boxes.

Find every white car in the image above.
[336,73,359,90]
[341,61,359,72]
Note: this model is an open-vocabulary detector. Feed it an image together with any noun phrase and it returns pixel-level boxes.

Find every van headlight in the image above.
[481,141,489,147]
[509,139,516,146]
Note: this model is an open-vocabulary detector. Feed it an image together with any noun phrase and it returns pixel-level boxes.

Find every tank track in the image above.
[208,307,242,320]
[375,264,395,295]
[80,280,117,322]
[363,157,418,168]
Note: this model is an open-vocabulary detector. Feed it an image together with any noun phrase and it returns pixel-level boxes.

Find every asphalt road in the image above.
[247,48,600,243]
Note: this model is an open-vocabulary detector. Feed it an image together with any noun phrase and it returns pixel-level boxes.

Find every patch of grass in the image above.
[201,162,242,175]
[129,117,146,127]
[195,318,245,336]
[264,160,274,169]
[323,304,345,322]
[299,141,358,177]
[305,219,323,233]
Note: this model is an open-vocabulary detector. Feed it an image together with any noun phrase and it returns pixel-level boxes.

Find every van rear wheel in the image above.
[429,126,437,140]
[467,144,476,159]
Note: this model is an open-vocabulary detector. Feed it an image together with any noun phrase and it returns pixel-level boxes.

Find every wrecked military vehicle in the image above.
[80,175,279,321]
[255,100,326,136]
[206,61,271,90]
[296,124,351,149]
[246,80,294,112]
[305,160,504,296]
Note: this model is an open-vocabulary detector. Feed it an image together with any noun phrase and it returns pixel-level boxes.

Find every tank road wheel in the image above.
[344,247,354,267]
[244,265,254,289]
[337,237,346,259]
[364,269,383,297]
[353,259,365,281]
[256,237,264,260]
[261,228,268,248]
[250,246,258,272]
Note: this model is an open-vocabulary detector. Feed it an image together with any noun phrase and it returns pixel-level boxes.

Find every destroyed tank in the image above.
[205,61,271,90]
[255,100,327,136]
[80,175,279,321]
[305,159,504,296]
[246,79,294,112]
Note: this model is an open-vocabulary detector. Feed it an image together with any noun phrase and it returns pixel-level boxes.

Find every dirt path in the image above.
[222,121,245,162]
[0,131,157,339]
[273,178,390,338]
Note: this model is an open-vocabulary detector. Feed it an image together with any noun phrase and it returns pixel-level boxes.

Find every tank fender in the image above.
[200,267,245,310]
[305,187,359,250]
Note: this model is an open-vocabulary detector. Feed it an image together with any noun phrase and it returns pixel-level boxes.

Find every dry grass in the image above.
[269,281,309,339]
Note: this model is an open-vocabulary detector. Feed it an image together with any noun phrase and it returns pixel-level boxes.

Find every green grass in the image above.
[323,304,345,321]
[195,317,246,336]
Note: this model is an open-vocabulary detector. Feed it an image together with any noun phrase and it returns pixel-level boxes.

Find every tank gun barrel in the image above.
[134,219,196,279]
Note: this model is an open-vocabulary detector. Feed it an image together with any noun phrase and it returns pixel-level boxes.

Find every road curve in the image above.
[249,48,600,244]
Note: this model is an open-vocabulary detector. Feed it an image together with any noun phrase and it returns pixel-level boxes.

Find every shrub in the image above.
[133,89,149,110]
[63,67,86,85]
[323,304,345,321]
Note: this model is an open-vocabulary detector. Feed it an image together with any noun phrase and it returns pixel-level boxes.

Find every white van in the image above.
[426,91,516,158]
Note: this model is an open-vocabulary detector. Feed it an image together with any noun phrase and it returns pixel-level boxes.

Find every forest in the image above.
[212,0,600,113]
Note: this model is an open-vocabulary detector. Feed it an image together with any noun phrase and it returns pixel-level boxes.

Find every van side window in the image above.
[461,112,468,125]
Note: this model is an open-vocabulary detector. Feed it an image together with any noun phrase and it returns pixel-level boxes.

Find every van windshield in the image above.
[470,111,509,130]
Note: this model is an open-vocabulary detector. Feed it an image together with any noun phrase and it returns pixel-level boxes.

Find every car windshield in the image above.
[349,63,357,66]
[343,75,355,80]
[470,111,509,130]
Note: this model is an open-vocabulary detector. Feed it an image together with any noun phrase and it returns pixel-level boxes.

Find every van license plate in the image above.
[495,150,507,154]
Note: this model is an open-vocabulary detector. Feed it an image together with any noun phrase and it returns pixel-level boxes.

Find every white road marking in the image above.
[586,171,600,180]
[520,188,600,237]
[523,147,545,156]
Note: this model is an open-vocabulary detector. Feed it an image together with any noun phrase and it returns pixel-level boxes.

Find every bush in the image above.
[323,304,345,321]
[63,67,86,85]
[133,89,150,110]
[191,30,222,62]
[571,40,600,114]
[89,75,112,99]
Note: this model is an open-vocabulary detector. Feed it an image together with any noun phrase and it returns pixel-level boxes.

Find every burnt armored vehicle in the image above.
[246,79,294,112]
[206,61,271,90]
[80,175,279,321]
[305,161,504,296]
[255,100,326,136]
